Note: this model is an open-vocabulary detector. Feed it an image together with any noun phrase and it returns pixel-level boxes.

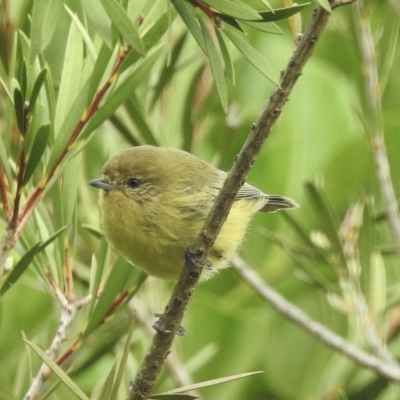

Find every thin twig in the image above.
[354,0,400,260]
[231,256,400,382]
[126,1,353,398]
[24,299,78,400]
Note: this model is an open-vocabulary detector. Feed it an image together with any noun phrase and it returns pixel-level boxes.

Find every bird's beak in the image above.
[88,178,114,191]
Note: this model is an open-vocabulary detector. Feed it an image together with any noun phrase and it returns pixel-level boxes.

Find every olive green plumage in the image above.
[89,146,298,281]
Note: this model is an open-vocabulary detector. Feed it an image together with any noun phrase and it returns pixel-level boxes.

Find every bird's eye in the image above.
[127,178,141,189]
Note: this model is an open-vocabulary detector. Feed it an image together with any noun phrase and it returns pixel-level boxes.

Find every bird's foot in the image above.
[153,313,186,336]
[184,248,225,271]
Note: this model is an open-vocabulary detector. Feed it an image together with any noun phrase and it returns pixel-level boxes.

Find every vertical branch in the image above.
[355,1,400,260]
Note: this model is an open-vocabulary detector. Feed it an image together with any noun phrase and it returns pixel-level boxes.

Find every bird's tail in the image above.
[259,195,299,213]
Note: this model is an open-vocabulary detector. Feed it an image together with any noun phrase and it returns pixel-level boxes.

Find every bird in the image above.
[89,145,298,281]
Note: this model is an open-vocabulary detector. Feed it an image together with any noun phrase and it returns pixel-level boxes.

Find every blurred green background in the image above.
[1,0,400,399]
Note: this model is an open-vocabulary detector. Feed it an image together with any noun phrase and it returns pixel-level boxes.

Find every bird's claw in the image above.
[153,313,186,336]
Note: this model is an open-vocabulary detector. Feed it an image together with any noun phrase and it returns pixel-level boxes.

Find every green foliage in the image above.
[0,0,400,400]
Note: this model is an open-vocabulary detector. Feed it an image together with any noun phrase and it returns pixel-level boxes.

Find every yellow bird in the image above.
[89,146,298,281]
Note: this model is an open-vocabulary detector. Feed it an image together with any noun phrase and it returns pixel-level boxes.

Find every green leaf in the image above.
[0,242,41,297]
[182,65,204,151]
[100,0,145,55]
[83,257,137,337]
[86,43,113,106]
[151,32,187,107]
[14,87,25,134]
[97,358,118,400]
[29,0,63,64]
[54,21,83,135]
[82,0,114,49]
[204,0,261,21]
[142,7,170,52]
[222,25,278,85]
[64,5,97,61]
[123,93,158,145]
[19,60,27,99]
[240,21,282,34]
[198,12,228,113]
[110,321,135,399]
[171,0,206,53]
[29,68,47,114]
[0,226,66,297]
[156,371,264,396]
[82,47,162,138]
[46,79,90,175]
[23,123,50,185]
[0,76,13,103]
[257,3,310,22]
[29,0,50,64]
[215,27,235,85]
[0,133,12,185]
[89,237,109,315]
[62,151,82,224]
[23,340,90,400]
[219,15,245,32]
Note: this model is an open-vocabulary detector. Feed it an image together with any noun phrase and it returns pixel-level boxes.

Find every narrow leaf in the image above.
[204,0,261,21]
[215,27,235,85]
[110,321,135,399]
[83,257,136,337]
[219,15,245,32]
[23,123,50,184]
[198,12,228,113]
[29,0,49,64]
[89,237,109,315]
[46,79,90,175]
[258,3,310,22]
[240,21,282,34]
[65,5,97,61]
[222,26,278,85]
[0,242,41,297]
[86,43,113,105]
[29,68,47,113]
[369,251,386,315]
[97,358,118,400]
[158,371,264,395]
[82,0,113,49]
[0,76,13,103]
[23,340,90,400]
[54,21,83,135]
[151,32,187,107]
[171,0,206,53]
[19,60,27,98]
[124,94,158,145]
[62,151,82,224]
[13,87,25,134]
[100,0,145,55]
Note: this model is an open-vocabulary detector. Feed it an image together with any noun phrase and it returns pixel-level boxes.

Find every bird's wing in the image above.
[212,170,265,200]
